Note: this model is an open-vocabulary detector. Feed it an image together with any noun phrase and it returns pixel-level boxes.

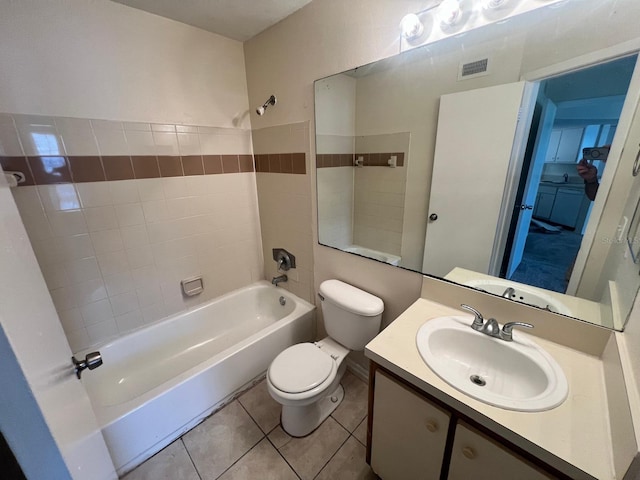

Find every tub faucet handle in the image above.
[72,351,103,379]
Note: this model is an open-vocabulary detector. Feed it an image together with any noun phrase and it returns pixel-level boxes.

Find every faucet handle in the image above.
[460,304,484,330]
[501,322,534,341]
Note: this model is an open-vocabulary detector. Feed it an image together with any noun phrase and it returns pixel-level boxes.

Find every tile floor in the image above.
[122,370,379,480]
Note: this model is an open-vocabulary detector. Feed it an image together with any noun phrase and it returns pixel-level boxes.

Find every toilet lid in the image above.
[269,343,334,394]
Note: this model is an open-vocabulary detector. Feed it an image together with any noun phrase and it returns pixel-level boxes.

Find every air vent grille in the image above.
[458,58,490,80]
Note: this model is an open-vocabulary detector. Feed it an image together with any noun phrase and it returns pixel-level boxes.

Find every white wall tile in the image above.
[58,308,84,334]
[84,206,118,232]
[80,298,114,326]
[66,328,91,353]
[65,257,101,284]
[120,225,149,249]
[76,182,112,208]
[137,178,165,201]
[0,124,24,156]
[123,122,151,132]
[40,262,69,290]
[103,271,135,297]
[141,303,166,324]
[109,180,140,204]
[96,250,129,276]
[48,209,87,236]
[124,130,155,155]
[177,133,201,155]
[90,229,124,253]
[10,187,43,216]
[17,124,66,156]
[58,126,99,156]
[131,265,160,289]
[71,278,107,307]
[93,128,128,156]
[162,177,189,199]
[151,124,176,133]
[50,286,77,312]
[38,184,80,211]
[58,234,94,262]
[136,285,163,308]
[91,120,123,131]
[114,203,144,227]
[86,318,118,344]
[153,131,179,156]
[109,292,139,316]
[115,310,143,332]
[20,212,54,241]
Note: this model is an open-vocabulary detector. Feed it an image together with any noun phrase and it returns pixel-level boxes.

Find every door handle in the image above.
[519,205,533,210]
[72,352,102,379]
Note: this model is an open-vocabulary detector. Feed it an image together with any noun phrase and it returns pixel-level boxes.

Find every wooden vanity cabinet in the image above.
[368,366,564,480]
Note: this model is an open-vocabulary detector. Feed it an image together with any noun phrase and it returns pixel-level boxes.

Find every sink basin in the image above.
[416,316,568,411]
[463,278,573,316]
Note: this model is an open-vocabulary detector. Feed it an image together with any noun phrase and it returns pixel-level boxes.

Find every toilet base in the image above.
[281,383,345,437]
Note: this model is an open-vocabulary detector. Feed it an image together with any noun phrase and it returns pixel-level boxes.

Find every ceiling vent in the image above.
[458,58,491,80]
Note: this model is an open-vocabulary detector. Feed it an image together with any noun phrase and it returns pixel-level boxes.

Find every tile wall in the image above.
[0,113,263,352]
[252,123,314,304]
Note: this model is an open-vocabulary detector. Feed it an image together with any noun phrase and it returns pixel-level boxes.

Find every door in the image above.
[506,98,558,278]
[423,82,531,277]
[0,177,116,479]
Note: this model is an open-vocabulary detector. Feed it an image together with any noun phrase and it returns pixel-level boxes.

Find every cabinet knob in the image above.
[425,420,438,432]
[462,447,477,460]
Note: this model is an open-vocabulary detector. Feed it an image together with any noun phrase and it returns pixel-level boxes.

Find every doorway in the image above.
[501,54,638,292]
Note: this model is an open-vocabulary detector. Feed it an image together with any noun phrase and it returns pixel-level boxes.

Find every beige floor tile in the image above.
[122,439,199,480]
[267,425,293,449]
[331,371,369,432]
[238,378,281,433]
[182,400,264,480]
[277,416,349,480]
[353,417,368,446]
[315,436,379,480]
[218,438,298,480]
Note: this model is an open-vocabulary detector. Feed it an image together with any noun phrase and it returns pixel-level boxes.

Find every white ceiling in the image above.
[111,0,314,41]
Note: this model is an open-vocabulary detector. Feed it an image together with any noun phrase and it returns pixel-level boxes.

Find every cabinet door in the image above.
[534,192,556,219]
[555,127,583,163]
[549,189,584,227]
[448,422,557,480]
[371,371,450,480]
[544,129,562,162]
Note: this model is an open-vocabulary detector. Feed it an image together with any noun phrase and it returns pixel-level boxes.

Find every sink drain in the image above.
[470,374,486,386]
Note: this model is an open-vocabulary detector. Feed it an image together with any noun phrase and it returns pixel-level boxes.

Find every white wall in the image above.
[0,0,250,127]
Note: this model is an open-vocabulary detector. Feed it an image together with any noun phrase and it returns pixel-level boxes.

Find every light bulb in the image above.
[400,13,424,40]
[438,0,462,27]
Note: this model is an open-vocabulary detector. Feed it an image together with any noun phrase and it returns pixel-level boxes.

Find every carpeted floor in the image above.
[509,227,583,293]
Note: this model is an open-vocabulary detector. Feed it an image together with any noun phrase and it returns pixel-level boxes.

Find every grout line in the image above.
[264,431,302,480]
[311,427,351,480]
[181,437,203,480]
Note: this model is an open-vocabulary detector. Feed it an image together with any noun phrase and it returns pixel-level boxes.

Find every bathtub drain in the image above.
[279,296,286,306]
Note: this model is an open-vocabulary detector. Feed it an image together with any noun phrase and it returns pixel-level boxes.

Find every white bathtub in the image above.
[344,245,401,266]
[81,281,315,476]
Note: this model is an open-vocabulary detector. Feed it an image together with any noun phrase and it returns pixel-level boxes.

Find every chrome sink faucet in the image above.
[460,304,533,342]
[502,287,515,299]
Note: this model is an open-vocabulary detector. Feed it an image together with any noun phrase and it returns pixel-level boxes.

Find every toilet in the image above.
[267,279,384,437]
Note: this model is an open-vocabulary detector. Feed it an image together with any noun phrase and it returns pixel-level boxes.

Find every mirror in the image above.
[315,0,640,330]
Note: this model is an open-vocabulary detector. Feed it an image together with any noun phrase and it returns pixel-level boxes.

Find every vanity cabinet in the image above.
[534,185,589,229]
[368,367,564,480]
[545,128,584,163]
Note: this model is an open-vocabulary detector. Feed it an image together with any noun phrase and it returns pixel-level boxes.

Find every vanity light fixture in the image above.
[400,13,425,40]
[437,0,463,27]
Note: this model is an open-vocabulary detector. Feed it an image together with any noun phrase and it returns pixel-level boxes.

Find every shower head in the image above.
[256,95,277,115]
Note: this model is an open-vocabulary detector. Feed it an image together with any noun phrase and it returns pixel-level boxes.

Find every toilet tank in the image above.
[319,280,384,350]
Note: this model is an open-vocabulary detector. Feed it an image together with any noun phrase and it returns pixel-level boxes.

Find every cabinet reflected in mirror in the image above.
[315,0,640,330]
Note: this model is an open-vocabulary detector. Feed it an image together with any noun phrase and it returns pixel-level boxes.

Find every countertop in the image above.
[365,297,614,480]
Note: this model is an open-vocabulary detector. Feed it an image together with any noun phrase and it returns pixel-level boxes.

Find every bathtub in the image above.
[81,281,315,476]
[344,245,401,266]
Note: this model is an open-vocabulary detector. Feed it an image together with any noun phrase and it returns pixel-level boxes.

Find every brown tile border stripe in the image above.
[254,152,306,174]
[0,154,255,186]
[316,152,405,168]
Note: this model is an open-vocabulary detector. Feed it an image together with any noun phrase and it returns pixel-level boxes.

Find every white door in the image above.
[0,177,116,479]
[506,98,558,278]
[423,82,529,277]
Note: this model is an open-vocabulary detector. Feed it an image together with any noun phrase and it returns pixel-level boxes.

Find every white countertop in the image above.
[365,298,614,480]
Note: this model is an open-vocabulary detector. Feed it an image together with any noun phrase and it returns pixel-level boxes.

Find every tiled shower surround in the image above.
[0,113,310,352]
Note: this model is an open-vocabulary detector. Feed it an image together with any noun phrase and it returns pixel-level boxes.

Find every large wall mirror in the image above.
[315,0,640,331]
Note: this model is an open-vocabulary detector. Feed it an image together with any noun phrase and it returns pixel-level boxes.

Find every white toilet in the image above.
[267,279,384,437]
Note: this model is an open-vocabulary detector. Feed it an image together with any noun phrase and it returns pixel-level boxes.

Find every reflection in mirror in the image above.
[315,0,640,331]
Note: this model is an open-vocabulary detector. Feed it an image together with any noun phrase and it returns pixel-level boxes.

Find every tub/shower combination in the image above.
[81,281,315,476]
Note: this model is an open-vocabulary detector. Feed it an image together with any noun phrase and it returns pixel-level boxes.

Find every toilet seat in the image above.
[268,343,335,394]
